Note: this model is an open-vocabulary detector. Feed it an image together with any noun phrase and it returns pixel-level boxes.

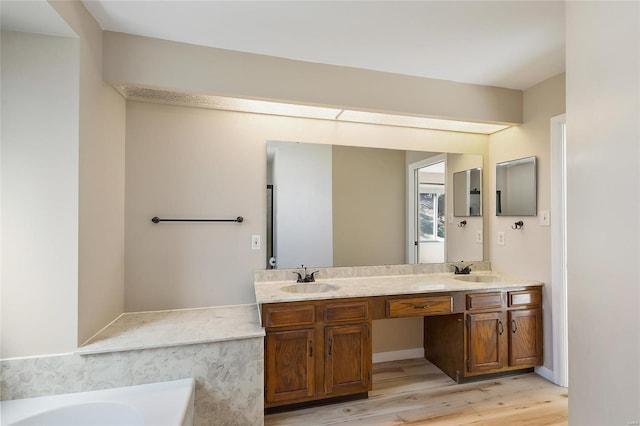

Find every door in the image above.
[407,155,446,264]
[324,324,371,395]
[509,308,543,367]
[417,179,445,263]
[265,329,315,403]
[467,311,505,372]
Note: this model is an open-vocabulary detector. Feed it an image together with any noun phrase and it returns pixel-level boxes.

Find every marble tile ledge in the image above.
[76,304,265,355]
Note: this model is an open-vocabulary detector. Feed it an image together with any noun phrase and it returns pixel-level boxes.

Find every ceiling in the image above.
[0,1,565,133]
[0,1,76,37]
[81,1,566,91]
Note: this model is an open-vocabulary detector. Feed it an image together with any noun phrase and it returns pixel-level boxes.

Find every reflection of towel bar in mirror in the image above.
[151,216,244,223]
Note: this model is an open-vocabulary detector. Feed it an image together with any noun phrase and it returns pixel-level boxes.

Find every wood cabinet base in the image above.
[263,299,372,409]
[424,287,543,384]
[265,392,368,414]
[263,286,542,408]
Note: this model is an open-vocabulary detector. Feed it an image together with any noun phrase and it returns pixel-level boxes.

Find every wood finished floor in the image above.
[264,358,568,425]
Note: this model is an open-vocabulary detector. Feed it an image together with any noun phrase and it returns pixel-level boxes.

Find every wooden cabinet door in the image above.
[265,329,315,403]
[467,311,505,372]
[324,324,371,395]
[509,308,543,367]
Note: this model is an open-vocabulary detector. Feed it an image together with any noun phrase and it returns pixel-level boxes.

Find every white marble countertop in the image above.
[254,271,542,304]
[76,304,265,355]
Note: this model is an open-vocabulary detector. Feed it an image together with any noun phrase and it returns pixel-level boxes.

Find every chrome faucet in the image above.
[293,265,319,283]
[453,262,473,275]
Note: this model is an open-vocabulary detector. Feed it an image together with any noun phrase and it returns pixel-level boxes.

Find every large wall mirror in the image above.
[496,156,537,216]
[453,168,482,217]
[266,141,484,269]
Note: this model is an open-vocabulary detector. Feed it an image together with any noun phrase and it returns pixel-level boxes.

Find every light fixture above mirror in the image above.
[115,86,511,135]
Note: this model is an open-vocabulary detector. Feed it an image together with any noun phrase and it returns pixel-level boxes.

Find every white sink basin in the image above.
[453,275,502,283]
[280,283,339,293]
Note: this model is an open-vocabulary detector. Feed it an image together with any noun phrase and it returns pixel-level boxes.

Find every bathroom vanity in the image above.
[255,265,543,409]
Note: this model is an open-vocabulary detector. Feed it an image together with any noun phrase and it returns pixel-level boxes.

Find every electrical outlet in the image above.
[476,230,483,243]
[497,231,505,246]
[251,235,261,250]
[540,210,550,227]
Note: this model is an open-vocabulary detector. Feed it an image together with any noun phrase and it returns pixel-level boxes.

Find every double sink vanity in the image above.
[254,263,543,410]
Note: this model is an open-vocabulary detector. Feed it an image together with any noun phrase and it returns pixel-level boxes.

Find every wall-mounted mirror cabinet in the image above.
[496,156,537,216]
[453,168,482,217]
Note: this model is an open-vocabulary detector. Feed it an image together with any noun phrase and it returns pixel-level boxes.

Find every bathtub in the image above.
[1,378,195,426]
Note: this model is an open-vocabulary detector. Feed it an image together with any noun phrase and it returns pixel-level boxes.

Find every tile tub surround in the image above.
[1,340,263,426]
[254,265,542,305]
[2,305,265,426]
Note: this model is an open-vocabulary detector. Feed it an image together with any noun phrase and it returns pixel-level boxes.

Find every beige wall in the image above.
[372,317,423,354]
[125,103,265,311]
[447,153,484,263]
[488,73,565,373]
[49,1,127,348]
[124,101,488,312]
[566,2,639,424]
[333,146,406,267]
[1,1,125,359]
[1,30,79,359]
[103,32,523,125]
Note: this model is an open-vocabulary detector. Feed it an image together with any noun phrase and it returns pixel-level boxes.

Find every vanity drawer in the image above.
[264,304,315,328]
[508,289,541,307]
[466,292,503,310]
[386,296,453,317]
[324,300,370,323]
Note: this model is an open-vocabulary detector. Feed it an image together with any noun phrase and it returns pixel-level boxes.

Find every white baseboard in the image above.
[372,348,424,364]
[535,366,555,383]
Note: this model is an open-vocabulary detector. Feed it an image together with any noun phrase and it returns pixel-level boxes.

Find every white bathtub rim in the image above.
[1,378,195,426]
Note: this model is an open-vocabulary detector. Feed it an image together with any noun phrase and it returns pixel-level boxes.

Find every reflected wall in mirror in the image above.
[453,168,482,217]
[267,141,484,269]
[496,156,537,216]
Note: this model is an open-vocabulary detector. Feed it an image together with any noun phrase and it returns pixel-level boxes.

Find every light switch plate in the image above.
[251,235,261,250]
[476,230,483,243]
[540,210,550,227]
[449,213,454,223]
[497,231,505,246]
